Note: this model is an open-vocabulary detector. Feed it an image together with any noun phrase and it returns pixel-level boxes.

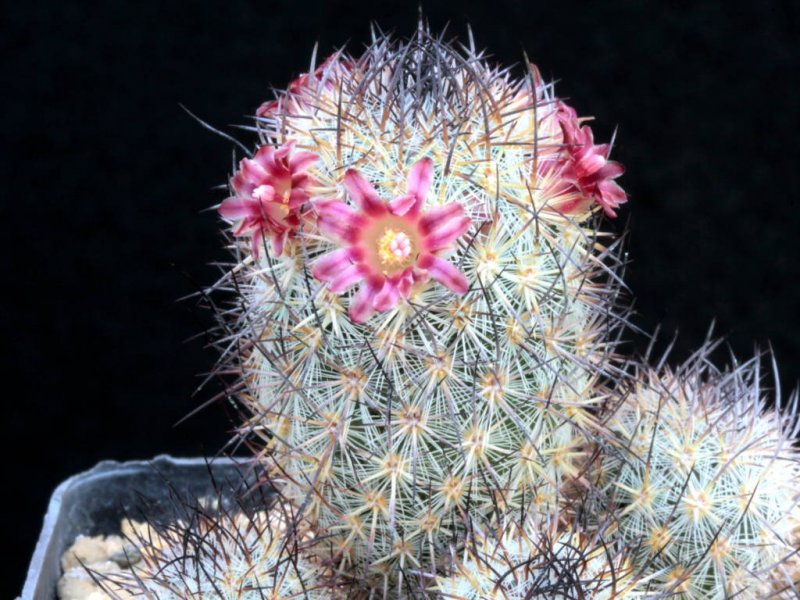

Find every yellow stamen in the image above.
[377,228,414,268]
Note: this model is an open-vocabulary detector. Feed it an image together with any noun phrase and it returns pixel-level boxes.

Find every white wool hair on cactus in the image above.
[604,344,800,599]
[210,26,631,590]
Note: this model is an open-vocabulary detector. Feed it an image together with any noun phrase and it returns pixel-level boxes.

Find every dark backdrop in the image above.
[4,0,799,594]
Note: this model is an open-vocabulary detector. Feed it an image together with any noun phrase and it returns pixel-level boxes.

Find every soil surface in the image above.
[57,520,153,600]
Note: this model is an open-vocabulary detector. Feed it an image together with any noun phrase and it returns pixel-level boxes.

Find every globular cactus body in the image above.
[604,349,800,599]
[96,498,339,599]
[215,30,628,584]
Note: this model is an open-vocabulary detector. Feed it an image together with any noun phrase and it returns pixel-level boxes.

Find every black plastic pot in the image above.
[21,455,254,600]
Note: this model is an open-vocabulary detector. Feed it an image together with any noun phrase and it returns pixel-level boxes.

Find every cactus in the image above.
[603,345,800,599]
[94,495,346,599]
[212,28,630,587]
[198,18,800,600]
[433,518,638,599]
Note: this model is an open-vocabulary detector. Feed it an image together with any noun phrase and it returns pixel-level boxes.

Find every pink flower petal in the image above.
[259,149,287,179]
[596,180,627,217]
[349,281,380,323]
[271,232,286,256]
[412,269,429,284]
[373,279,401,312]
[250,227,265,258]
[218,197,254,220]
[289,151,318,173]
[252,184,277,202]
[405,157,433,213]
[287,187,311,207]
[312,248,354,281]
[575,149,607,178]
[316,200,362,241]
[418,203,464,235]
[388,194,416,216]
[581,125,597,145]
[290,172,309,187]
[230,172,252,196]
[274,140,294,160]
[396,269,415,297]
[232,219,255,236]
[256,100,278,117]
[316,199,356,220]
[262,202,291,226]
[317,219,349,241]
[240,157,269,184]
[318,219,359,242]
[266,162,291,180]
[344,169,386,216]
[329,264,365,294]
[418,254,469,294]
[554,196,591,216]
[425,216,472,252]
[596,160,625,180]
[592,142,610,160]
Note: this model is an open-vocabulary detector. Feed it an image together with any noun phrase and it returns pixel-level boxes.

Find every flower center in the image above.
[254,177,292,203]
[377,228,414,268]
[360,215,421,276]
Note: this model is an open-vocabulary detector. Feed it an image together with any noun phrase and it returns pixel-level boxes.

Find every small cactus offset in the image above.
[213,27,629,585]
[94,494,349,599]
[433,518,639,599]
[603,345,800,599]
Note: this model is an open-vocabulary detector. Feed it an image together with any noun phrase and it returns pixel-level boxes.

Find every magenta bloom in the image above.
[218,141,318,257]
[312,158,472,323]
[256,55,351,117]
[555,102,627,217]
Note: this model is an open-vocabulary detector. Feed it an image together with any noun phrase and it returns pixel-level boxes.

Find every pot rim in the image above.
[21,454,247,600]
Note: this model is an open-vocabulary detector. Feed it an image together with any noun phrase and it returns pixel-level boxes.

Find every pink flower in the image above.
[554,102,627,217]
[218,141,318,257]
[256,54,351,117]
[312,159,472,323]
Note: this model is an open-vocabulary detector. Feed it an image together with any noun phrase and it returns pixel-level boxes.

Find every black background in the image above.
[4,1,799,595]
